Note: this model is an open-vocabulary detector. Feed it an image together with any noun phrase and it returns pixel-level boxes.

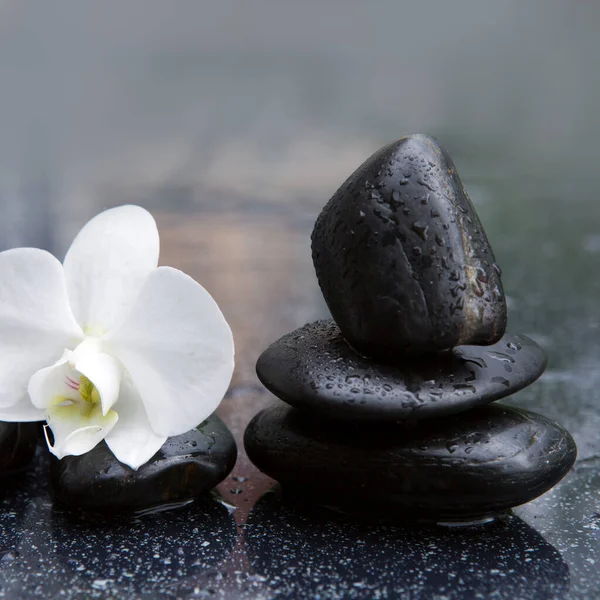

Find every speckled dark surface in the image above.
[0,451,238,599]
[246,490,571,599]
[256,320,547,420]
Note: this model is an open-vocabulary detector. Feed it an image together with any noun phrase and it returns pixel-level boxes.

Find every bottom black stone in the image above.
[244,403,577,520]
[0,422,38,475]
[51,414,237,512]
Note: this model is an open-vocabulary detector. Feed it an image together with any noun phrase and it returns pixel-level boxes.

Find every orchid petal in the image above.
[46,403,118,459]
[105,375,167,470]
[28,352,75,410]
[0,396,45,421]
[109,267,234,437]
[74,350,123,416]
[0,248,83,410]
[63,205,159,336]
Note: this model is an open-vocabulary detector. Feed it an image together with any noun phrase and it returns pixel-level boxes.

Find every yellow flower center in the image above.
[78,375,101,405]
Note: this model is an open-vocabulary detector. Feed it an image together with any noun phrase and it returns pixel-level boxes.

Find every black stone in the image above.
[311,134,507,358]
[244,403,576,520]
[51,414,237,512]
[0,422,38,475]
[257,319,546,421]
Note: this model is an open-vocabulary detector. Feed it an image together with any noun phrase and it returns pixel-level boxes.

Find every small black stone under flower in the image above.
[245,134,577,521]
[52,414,237,512]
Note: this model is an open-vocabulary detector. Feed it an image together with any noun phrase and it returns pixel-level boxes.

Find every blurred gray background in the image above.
[0,0,598,254]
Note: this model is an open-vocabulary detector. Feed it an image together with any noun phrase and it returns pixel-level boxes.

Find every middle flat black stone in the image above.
[256,320,546,421]
[244,403,576,520]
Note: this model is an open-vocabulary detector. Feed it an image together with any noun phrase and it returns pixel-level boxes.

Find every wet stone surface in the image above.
[244,403,576,520]
[311,134,507,358]
[51,414,237,512]
[256,319,547,421]
[0,423,38,476]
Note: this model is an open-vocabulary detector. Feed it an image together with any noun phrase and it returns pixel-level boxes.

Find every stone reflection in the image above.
[0,472,31,567]
[0,435,238,598]
[50,498,237,597]
[246,490,570,600]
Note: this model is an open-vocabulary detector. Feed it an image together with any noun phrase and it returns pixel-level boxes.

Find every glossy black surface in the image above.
[0,423,37,475]
[51,415,237,512]
[245,403,576,519]
[312,134,507,357]
[257,320,547,420]
[246,490,570,599]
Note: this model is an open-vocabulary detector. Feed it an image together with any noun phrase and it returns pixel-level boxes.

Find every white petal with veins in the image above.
[63,205,159,336]
[0,248,83,411]
[73,345,123,416]
[28,352,77,411]
[109,266,235,437]
[105,374,167,470]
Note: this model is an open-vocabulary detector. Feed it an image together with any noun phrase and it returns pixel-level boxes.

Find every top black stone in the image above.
[311,134,507,358]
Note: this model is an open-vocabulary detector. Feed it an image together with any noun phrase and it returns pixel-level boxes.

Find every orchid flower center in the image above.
[63,374,101,412]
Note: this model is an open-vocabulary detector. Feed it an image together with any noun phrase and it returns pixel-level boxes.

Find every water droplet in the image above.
[461,356,488,369]
[411,221,429,241]
[476,267,488,283]
[487,351,516,364]
[0,550,19,563]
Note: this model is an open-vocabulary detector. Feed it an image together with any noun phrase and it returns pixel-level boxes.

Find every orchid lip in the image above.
[65,376,80,391]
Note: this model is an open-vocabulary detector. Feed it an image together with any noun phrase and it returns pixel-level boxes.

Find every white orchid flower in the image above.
[0,205,234,469]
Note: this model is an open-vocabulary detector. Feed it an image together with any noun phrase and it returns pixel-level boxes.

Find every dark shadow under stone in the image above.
[256,319,547,421]
[245,490,570,600]
[0,423,38,476]
[244,403,576,520]
[51,414,237,512]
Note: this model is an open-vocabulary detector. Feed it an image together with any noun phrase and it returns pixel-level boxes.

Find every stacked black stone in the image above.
[245,134,577,522]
